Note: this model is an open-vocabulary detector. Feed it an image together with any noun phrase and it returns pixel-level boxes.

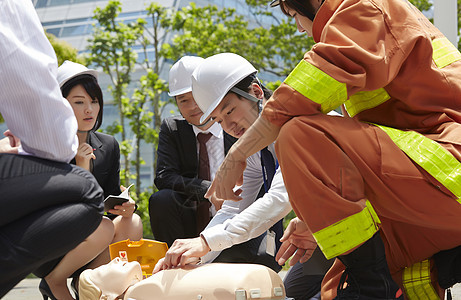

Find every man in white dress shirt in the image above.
[0,0,104,295]
[154,53,291,273]
[151,55,283,272]
[154,54,337,299]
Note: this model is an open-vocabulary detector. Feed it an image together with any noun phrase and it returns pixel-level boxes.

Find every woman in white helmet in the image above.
[36,61,143,300]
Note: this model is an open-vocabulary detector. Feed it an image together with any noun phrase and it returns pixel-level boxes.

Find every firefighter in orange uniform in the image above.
[206,0,461,299]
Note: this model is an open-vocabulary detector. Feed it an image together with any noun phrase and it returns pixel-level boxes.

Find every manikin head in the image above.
[57,60,103,132]
[79,258,143,300]
[168,56,212,129]
[192,53,271,138]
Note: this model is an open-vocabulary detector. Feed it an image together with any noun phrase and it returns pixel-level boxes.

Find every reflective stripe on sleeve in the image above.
[344,88,390,117]
[402,259,440,300]
[284,60,347,113]
[375,125,461,202]
[313,200,381,259]
[432,37,461,69]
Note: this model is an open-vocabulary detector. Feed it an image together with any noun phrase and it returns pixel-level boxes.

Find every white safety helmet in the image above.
[57,60,98,88]
[192,53,258,124]
[168,56,205,97]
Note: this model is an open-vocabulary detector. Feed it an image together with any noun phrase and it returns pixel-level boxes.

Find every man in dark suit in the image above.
[149,56,235,246]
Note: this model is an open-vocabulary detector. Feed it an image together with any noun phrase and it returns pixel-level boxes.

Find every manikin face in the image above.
[176,92,208,127]
[89,258,143,298]
[66,84,100,131]
[209,84,261,138]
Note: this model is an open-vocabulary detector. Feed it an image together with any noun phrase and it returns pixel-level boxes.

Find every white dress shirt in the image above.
[200,143,291,263]
[0,0,78,162]
[199,111,342,262]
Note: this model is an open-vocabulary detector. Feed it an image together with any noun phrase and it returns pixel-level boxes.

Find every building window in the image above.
[49,0,72,6]
[61,25,88,37]
[46,27,62,37]
[35,0,49,8]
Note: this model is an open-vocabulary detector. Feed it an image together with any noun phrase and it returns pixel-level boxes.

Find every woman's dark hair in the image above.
[280,0,317,21]
[231,72,273,100]
[61,74,104,131]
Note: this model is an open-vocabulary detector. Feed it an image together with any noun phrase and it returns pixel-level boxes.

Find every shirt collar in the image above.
[192,121,223,139]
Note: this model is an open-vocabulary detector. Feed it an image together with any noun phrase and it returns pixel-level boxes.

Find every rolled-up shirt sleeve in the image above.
[200,143,291,264]
[0,0,78,162]
[202,168,291,253]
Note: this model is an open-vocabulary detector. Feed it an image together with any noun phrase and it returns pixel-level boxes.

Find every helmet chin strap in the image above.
[192,117,212,128]
[230,87,261,103]
[230,86,263,114]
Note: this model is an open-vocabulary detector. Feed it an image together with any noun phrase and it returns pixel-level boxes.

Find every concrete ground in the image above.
[4,275,461,299]
[3,278,42,300]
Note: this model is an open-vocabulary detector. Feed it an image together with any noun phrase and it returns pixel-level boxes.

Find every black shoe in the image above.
[434,244,461,289]
[39,279,57,300]
[334,233,403,300]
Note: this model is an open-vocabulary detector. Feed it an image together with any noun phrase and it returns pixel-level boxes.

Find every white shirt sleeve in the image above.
[201,146,291,263]
[0,0,78,162]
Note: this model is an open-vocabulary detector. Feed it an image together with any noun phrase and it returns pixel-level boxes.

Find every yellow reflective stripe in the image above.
[344,88,391,117]
[284,60,347,113]
[313,200,380,259]
[376,125,461,202]
[402,260,440,300]
[432,37,461,68]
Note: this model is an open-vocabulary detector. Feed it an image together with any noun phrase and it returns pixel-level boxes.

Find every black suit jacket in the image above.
[76,131,121,199]
[154,116,236,201]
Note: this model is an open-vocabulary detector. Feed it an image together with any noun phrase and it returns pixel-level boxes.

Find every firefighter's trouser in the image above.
[275,114,461,299]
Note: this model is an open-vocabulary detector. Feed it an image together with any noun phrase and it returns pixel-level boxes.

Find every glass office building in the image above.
[29,0,282,189]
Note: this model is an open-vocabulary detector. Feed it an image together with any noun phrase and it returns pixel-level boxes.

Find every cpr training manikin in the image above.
[78,258,285,300]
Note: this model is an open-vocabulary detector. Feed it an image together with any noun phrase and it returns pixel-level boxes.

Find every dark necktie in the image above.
[196,132,213,233]
[260,147,276,192]
[197,132,212,180]
[260,146,284,252]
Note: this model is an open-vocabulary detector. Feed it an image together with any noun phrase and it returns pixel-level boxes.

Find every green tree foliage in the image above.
[86,1,171,236]
[128,70,164,195]
[142,3,172,130]
[86,0,141,185]
[163,2,312,81]
[131,3,170,179]
[410,0,432,12]
[46,32,80,65]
